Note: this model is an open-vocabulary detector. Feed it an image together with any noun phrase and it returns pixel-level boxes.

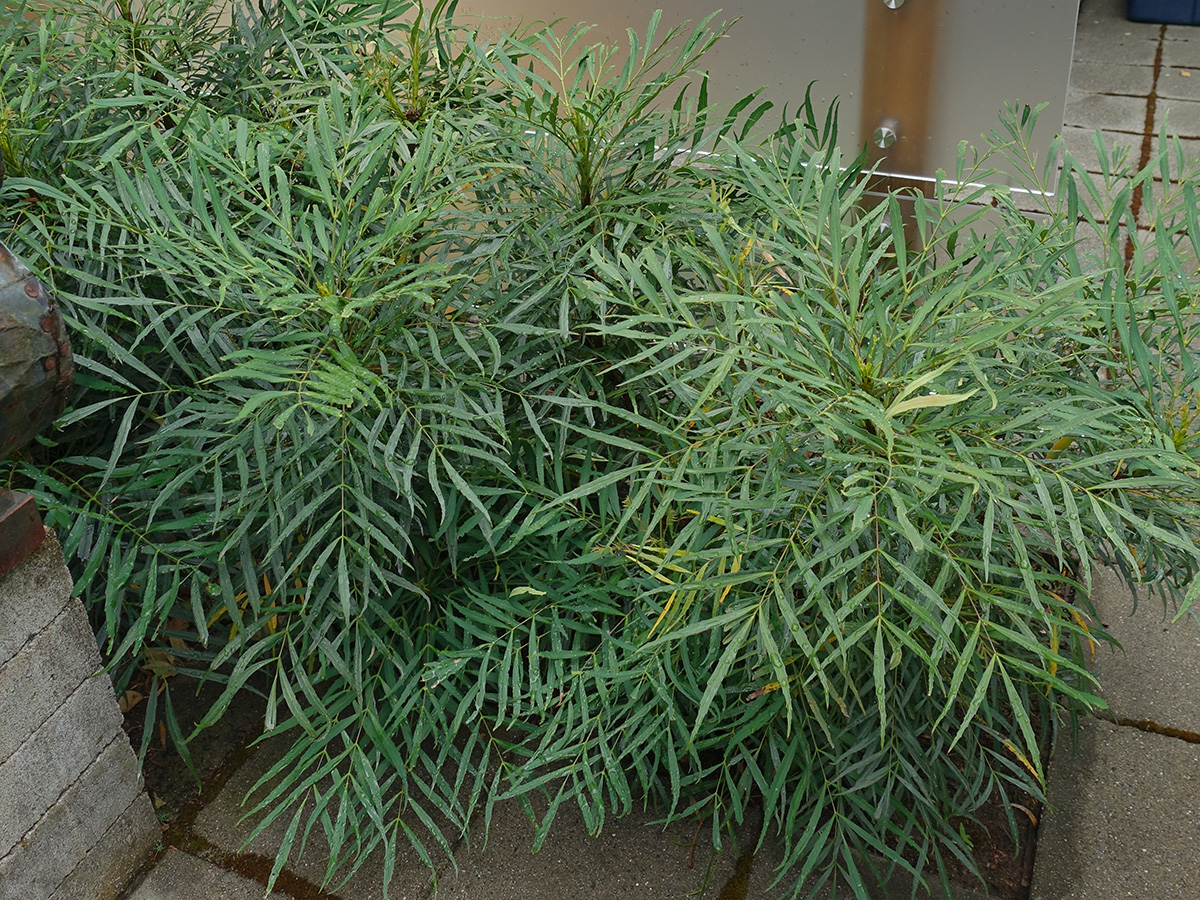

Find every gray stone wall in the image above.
[0,532,158,900]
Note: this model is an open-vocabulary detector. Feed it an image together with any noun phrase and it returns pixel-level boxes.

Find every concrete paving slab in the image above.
[1077,0,1164,41]
[1061,126,1144,174]
[1067,60,1156,96]
[438,793,993,900]
[1088,567,1200,734]
[1065,92,1149,132]
[1156,97,1200,138]
[1076,19,1165,44]
[1165,25,1200,44]
[437,798,726,900]
[193,736,447,900]
[1161,32,1200,69]
[1150,133,1200,164]
[1029,718,1200,900]
[742,845,995,900]
[127,850,290,900]
[1073,31,1160,67]
[1157,68,1200,102]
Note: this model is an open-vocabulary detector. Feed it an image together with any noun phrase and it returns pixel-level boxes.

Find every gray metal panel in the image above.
[929,0,1078,184]
[458,2,865,131]
[458,0,1077,187]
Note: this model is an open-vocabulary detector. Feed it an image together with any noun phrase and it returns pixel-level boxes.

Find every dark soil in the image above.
[948,790,1040,899]
[120,672,266,823]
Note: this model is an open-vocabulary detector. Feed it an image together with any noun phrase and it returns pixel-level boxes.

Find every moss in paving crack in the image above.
[715,848,755,900]
[158,731,351,900]
[118,724,347,900]
[1126,22,1166,261]
[1116,717,1200,744]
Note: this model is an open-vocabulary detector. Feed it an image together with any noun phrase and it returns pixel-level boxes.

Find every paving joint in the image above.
[160,836,344,900]
[1127,23,1166,259]
[115,722,279,900]
[1112,715,1200,745]
[1093,90,1161,98]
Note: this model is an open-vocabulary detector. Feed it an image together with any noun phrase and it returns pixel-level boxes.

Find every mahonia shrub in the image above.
[3,0,1200,896]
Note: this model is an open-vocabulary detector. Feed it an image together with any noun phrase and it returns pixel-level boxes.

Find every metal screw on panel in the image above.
[873,119,898,149]
[882,0,905,8]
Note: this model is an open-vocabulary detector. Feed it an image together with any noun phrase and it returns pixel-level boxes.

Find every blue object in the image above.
[1127,0,1200,23]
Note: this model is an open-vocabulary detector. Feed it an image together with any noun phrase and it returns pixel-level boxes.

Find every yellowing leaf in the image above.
[717,554,743,605]
[1069,606,1097,659]
[648,590,677,638]
[626,555,676,585]
[1012,803,1038,826]
[1047,435,1076,458]
[746,681,781,700]
[1048,623,1059,683]
[1002,739,1039,777]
